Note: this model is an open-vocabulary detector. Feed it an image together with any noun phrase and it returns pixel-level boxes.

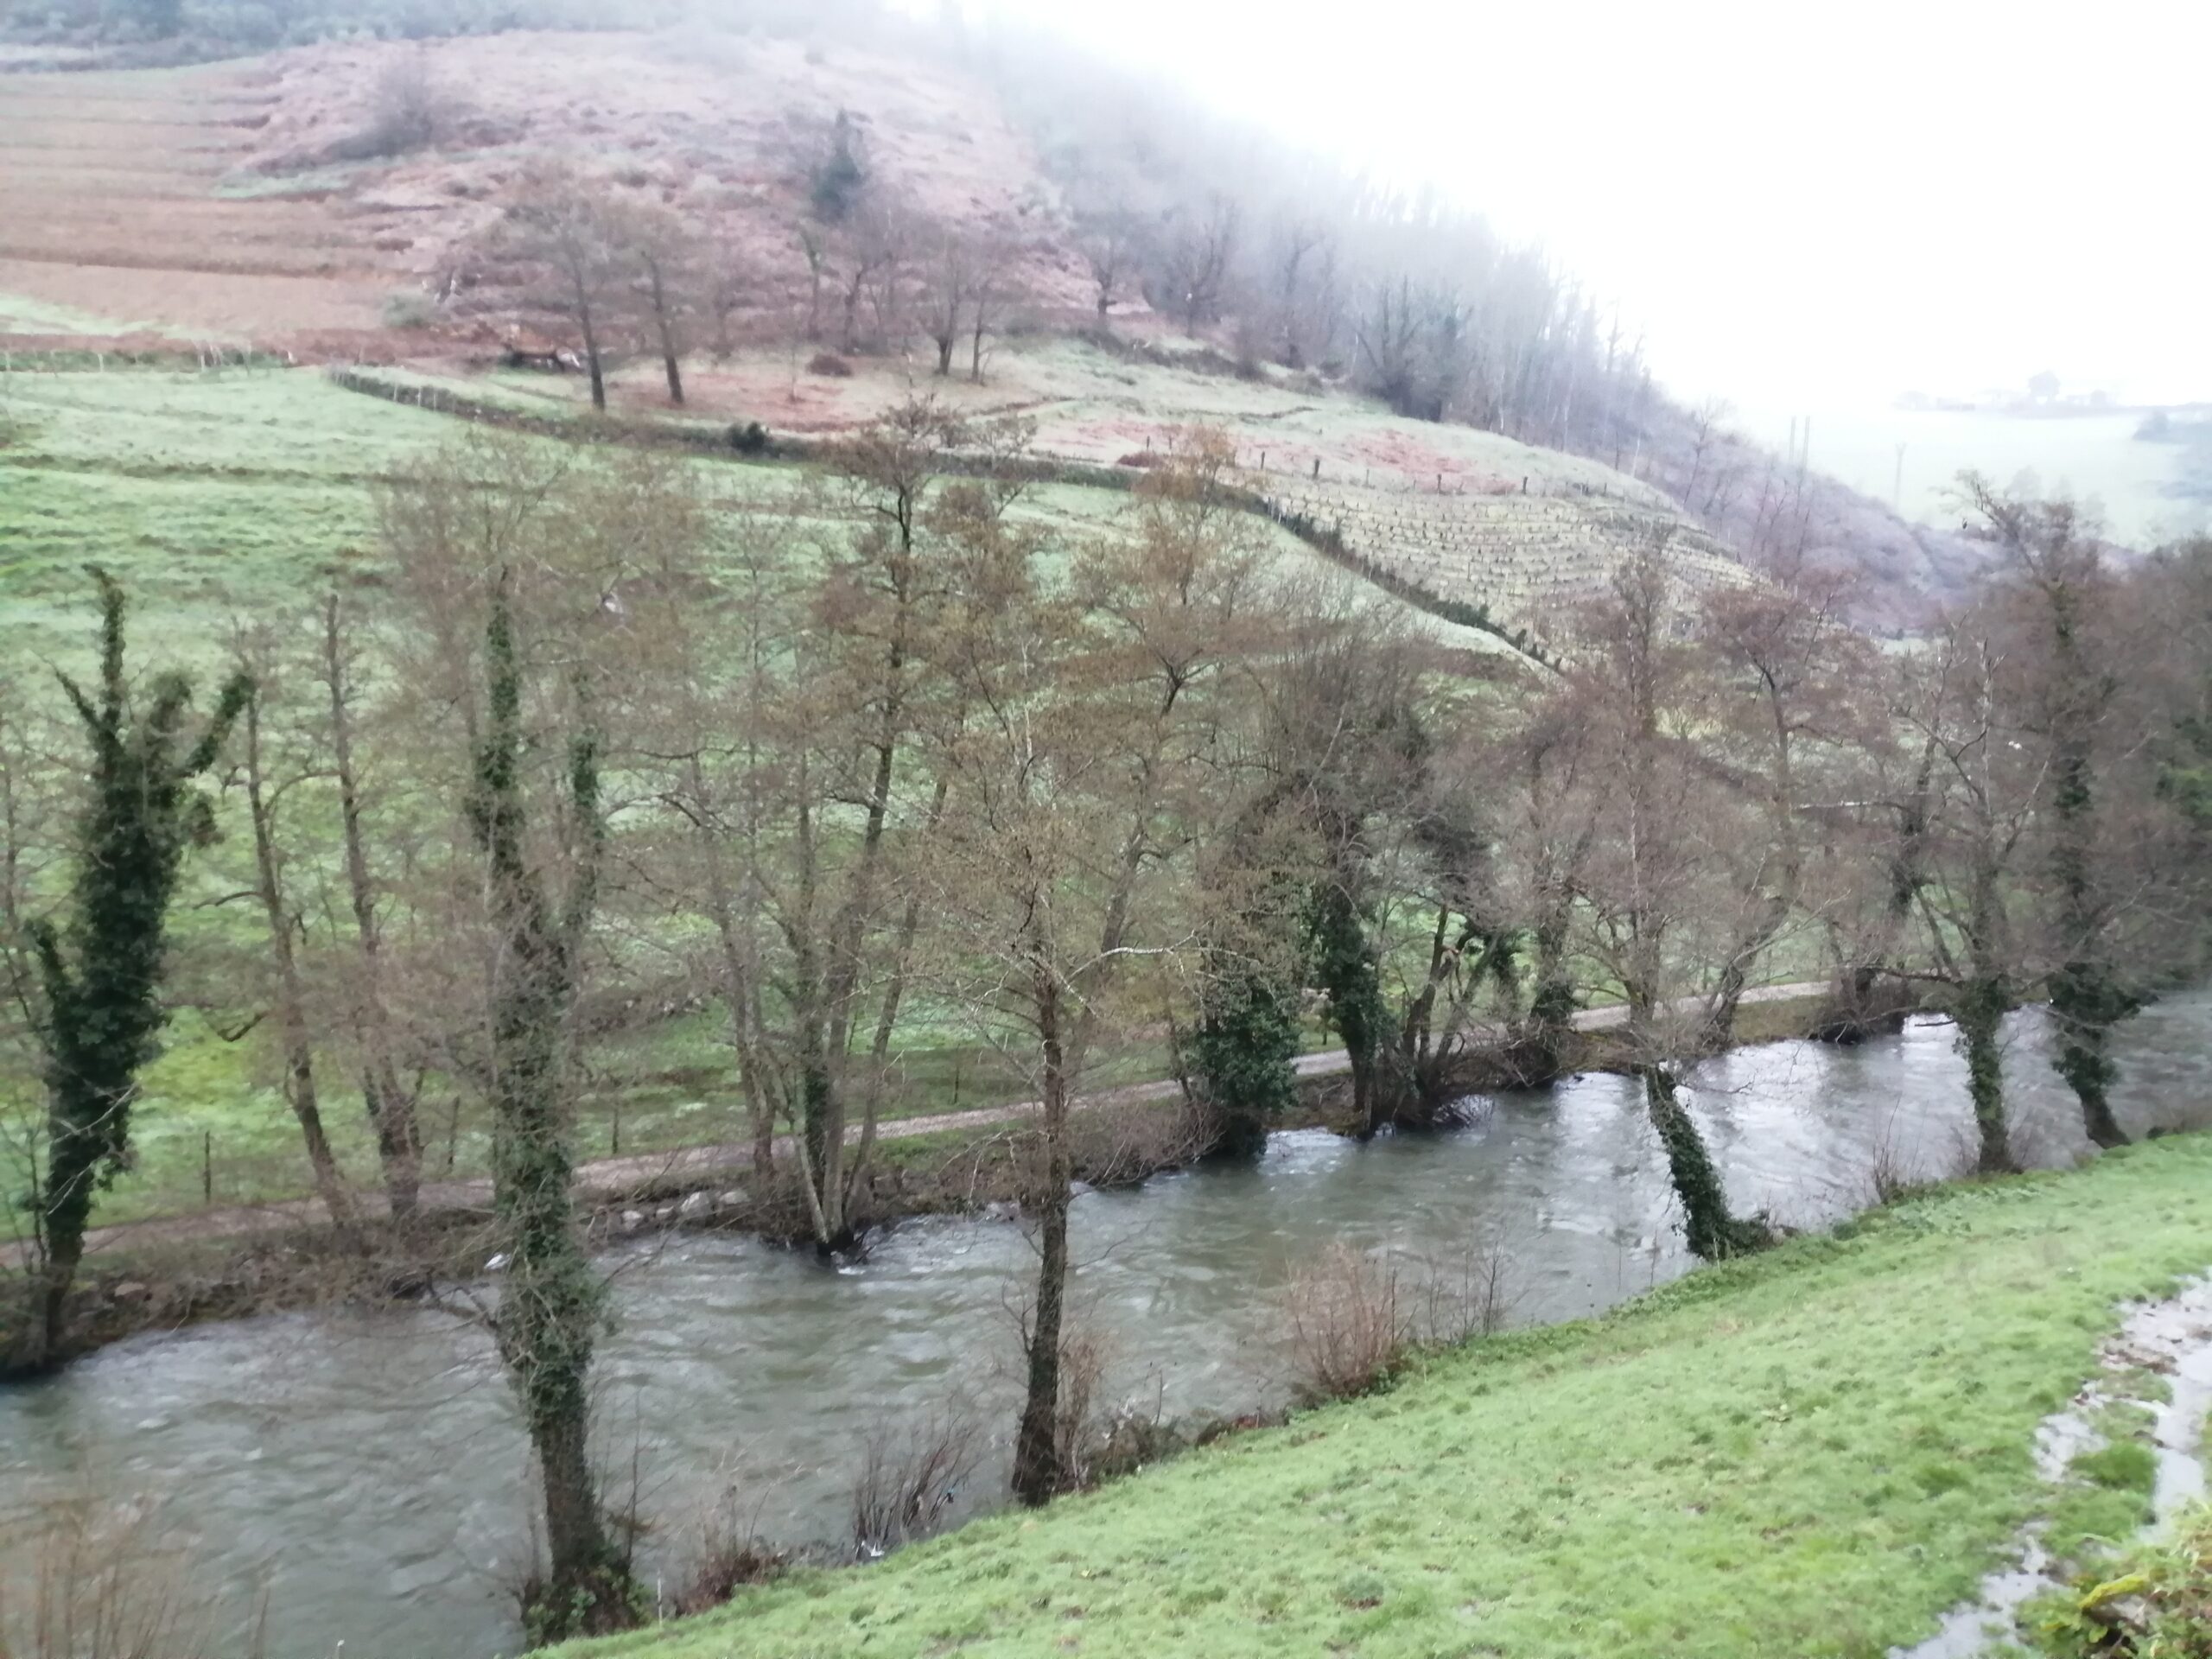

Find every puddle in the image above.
[1889,1275,2212,1658]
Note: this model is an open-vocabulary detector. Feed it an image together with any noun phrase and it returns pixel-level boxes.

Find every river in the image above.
[5,994,2211,1658]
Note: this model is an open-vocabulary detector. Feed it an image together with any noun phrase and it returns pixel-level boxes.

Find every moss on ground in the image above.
[563,1137,2212,1659]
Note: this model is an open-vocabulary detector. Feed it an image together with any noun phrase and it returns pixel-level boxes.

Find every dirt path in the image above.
[26,982,1832,1269]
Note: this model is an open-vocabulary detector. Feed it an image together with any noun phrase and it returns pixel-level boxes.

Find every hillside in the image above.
[0,20,1985,634]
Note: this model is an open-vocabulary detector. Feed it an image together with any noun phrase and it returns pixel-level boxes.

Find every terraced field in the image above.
[0,66,388,347]
[1263,478,1754,643]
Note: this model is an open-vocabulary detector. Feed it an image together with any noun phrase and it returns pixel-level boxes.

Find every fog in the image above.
[949,0,2209,414]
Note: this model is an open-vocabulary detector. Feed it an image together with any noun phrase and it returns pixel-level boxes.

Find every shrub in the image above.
[805,351,854,378]
[808,109,868,223]
[1281,1243,1407,1403]
[381,289,438,329]
[728,420,771,455]
[671,1486,787,1617]
[0,1497,233,1658]
[1410,1233,1523,1345]
[850,1408,979,1560]
[332,48,461,161]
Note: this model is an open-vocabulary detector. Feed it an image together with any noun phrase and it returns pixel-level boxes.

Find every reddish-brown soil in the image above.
[0,66,391,346]
[0,29,1097,356]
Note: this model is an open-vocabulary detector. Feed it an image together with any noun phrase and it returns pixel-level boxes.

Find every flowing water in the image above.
[6,995,2212,1659]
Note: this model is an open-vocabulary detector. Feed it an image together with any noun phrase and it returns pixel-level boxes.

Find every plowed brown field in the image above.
[0,66,388,346]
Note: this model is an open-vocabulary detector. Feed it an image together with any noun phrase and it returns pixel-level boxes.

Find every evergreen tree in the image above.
[21,569,248,1369]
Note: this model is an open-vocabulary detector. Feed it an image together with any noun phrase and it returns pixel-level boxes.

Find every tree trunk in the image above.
[1958,978,2013,1173]
[934,333,954,377]
[242,691,357,1235]
[2043,569,2132,1149]
[688,754,774,1178]
[1012,969,1071,1508]
[324,597,421,1217]
[1641,1064,1745,1261]
[2052,1000,2126,1149]
[648,264,684,405]
[1311,879,1385,1135]
[473,578,630,1638]
[842,275,864,353]
[1515,895,1577,1084]
[33,1155,94,1367]
[578,300,607,411]
[805,539,917,1250]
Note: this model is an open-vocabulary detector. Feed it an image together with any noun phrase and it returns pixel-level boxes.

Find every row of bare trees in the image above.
[477,156,1029,412]
[4,410,2209,1635]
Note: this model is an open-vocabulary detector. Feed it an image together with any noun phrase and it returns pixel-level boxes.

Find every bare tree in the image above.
[1268,216,1330,366]
[316,594,425,1217]
[838,200,909,355]
[622,201,701,407]
[1563,543,1775,1257]
[1965,476,2137,1147]
[227,627,358,1236]
[797,225,827,344]
[494,163,627,411]
[969,249,1019,385]
[1900,610,2043,1173]
[1693,569,1877,1046]
[1160,196,1239,334]
[1080,211,1137,326]
[918,223,976,378]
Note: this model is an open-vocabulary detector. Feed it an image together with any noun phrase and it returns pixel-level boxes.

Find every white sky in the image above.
[957,0,2209,411]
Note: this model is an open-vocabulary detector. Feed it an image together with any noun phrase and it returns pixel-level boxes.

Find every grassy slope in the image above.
[569,1137,2212,1659]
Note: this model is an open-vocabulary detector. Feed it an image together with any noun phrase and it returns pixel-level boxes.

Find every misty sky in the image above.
[958,1,2209,413]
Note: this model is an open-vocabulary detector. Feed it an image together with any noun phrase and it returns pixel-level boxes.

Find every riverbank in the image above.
[3,984,1855,1374]
[564,1133,2212,1659]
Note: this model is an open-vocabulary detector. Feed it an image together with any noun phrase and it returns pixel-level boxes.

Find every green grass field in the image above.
[564,1136,2212,1659]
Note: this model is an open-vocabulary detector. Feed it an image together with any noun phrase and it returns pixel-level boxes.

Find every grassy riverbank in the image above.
[569,1135,2212,1659]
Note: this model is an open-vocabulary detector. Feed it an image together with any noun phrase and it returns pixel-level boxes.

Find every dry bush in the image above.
[1050,1326,1115,1493]
[1410,1233,1524,1346]
[668,1479,786,1617]
[1281,1243,1407,1403]
[850,1407,980,1560]
[0,1497,251,1659]
[1065,1096,1211,1190]
[334,50,463,162]
[805,351,855,378]
[1865,1115,1981,1207]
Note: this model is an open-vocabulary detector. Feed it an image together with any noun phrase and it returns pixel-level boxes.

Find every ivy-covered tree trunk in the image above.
[468,576,632,1639]
[1309,882,1385,1136]
[1639,1062,1759,1261]
[2047,712,2133,1150]
[1957,975,2013,1173]
[20,571,247,1372]
[1011,963,1071,1508]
